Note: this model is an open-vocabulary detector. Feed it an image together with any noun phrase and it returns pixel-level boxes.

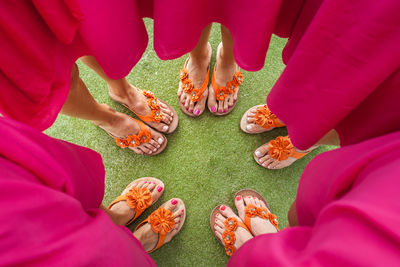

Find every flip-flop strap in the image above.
[113,119,152,148]
[135,207,176,253]
[268,136,310,161]
[179,64,210,103]
[135,91,163,123]
[211,65,243,101]
[221,217,249,256]
[108,187,153,225]
[254,105,285,129]
[244,204,280,235]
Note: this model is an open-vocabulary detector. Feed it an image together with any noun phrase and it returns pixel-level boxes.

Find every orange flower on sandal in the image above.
[179,68,188,81]
[215,85,231,101]
[254,106,279,128]
[224,217,239,231]
[226,81,237,94]
[148,207,176,235]
[181,78,194,93]
[268,136,294,161]
[115,138,129,148]
[245,204,260,217]
[225,244,236,256]
[233,71,243,86]
[126,187,152,213]
[222,230,236,245]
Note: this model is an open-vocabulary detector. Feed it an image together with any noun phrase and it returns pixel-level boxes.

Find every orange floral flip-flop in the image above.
[254,135,311,169]
[113,90,178,134]
[209,44,243,116]
[108,177,165,225]
[134,198,186,253]
[240,104,285,134]
[178,49,211,117]
[235,189,279,235]
[210,205,251,256]
[102,118,167,156]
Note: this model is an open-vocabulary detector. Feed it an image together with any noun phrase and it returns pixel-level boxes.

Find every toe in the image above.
[244,196,253,206]
[234,195,246,221]
[219,205,238,219]
[215,225,225,235]
[223,98,229,113]
[184,97,190,110]
[246,116,255,123]
[217,100,224,113]
[188,100,195,113]
[254,143,269,158]
[138,144,152,155]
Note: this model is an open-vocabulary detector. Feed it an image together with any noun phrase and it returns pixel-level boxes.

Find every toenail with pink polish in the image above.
[171,199,177,205]
[181,209,184,212]
[194,109,200,115]
[220,205,226,211]
[157,186,163,192]
[236,196,241,201]
[211,107,216,112]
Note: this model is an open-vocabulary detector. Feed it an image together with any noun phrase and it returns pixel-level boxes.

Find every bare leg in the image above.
[80,56,174,133]
[178,24,212,115]
[208,25,239,114]
[61,64,165,155]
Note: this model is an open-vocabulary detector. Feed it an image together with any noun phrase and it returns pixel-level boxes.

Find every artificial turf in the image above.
[45,20,333,267]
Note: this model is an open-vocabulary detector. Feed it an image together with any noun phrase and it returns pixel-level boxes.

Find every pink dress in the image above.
[0,117,155,266]
[267,0,400,149]
[228,131,400,266]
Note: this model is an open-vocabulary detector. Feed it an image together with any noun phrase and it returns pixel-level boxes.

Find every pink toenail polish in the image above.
[220,205,226,211]
[194,109,200,115]
[152,182,155,184]
[157,186,163,192]
[178,220,181,223]
[216,213,219,216]
[211,106,216,113]
[236,196,242,201]
[224,109,227,113]
[171,199,177,205]
[189,109,193,113]
[178,215,181,218]
[215,219,218,223]
[181,209,184,213]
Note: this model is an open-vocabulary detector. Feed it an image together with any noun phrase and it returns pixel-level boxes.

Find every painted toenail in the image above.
[220,205,226,211]
[171,199,177,205]
[255,151,262,157]
[157,186,163,192]
[181,209,184,212]
[236,196,241,201]
[194,109,200,115]
[157,138,164,144]
[153,182,155,184]
[178,215,181,218]
[224,109,227,112]
[163,125,169,132]
[211,107,216,112]
[246,125,252,130]
[189,109,193,113]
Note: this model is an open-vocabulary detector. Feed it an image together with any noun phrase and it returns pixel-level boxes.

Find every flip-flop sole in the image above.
[209,204,225,246]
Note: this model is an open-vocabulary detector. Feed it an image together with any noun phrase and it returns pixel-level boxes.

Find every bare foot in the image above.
[178,43,212,116]
[212,205,253,255]
[133,198,186,252]
[235,195,278,236]
[208,43,240,114]
[254,136,317,169]
[108,177,164,225]
[109,84,175,133]
[93,104,166,155]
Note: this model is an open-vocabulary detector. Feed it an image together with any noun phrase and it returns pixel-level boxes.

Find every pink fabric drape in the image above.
[228,131,400,266]
[0,0,147,131]
[0,117,155,266]
[267,0,400,149]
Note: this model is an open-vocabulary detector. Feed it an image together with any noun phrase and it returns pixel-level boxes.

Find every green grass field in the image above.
[46,20,332,267]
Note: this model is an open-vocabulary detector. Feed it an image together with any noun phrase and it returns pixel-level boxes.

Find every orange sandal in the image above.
[108,177,164,225]
[134,199,186,253]
[210,205,251,256]
[102,118,167,155]
[240,104,285,134]
[112,90,178,134]
[209,44,243,116]
[254,135,311,169]
[178,56,211,117]
[235,189,279,235]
